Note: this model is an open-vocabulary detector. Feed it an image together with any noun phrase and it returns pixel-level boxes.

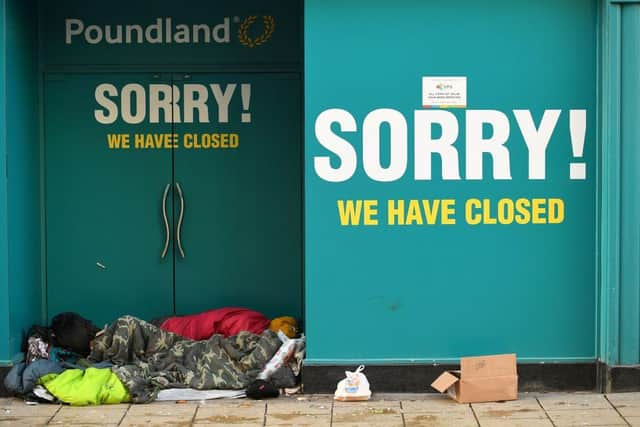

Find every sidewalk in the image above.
[1,392,639,426]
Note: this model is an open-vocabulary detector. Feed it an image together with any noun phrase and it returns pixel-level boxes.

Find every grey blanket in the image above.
[88,315,281,402]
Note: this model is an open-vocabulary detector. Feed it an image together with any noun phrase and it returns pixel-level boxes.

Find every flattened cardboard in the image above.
[431,354,518,404]
[431,371,459,393]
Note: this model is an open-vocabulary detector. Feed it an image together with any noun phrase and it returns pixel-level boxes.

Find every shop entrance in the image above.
[45,72,302,325]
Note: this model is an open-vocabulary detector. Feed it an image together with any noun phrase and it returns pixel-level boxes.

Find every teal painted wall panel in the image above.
[44,73,175,326]
[619,3,640,364]
[305,0,597,362]
[173,73,302,321]
[6,0,40,358]
[599,0,640,368]
[599,0,624,367]
[0,0,10,363]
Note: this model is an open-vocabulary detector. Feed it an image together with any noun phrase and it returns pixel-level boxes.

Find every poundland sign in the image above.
[64,16,276,47]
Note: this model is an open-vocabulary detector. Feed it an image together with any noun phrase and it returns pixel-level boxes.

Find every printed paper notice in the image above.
[422,76,467,108]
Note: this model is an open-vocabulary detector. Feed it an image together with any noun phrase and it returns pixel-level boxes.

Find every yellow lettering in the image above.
[230,133,239,147]
[337,200,362,226]
[465,199,482,225]
[532,198,546,224]
[548,198,565,224]
[421,200,439,225]
[183,134,193,149]
[482,199,497,224]
[202,134,211,149]
[498,198,514,224]
[406,200,423,225]
[134,133,144,149]
[107,133,130,149]
[387,200,405,225]
[220,133,229,148]
[441,199,456,225]
[515,198,531,224]
[363,200,378,225]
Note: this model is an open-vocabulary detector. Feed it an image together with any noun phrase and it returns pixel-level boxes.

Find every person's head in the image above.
[50,312,99,356]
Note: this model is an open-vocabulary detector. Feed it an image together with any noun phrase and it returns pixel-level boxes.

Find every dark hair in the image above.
[50,312,100,356]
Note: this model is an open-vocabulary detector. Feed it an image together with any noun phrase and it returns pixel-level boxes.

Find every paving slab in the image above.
[0,416,52,426]
[0,401,60,417]
[545,408,627,426]
[477,419,553,427]
[48,405,128,425]
[194,424,262,427]
[194,404,265,425]
[401,398,470,414]
[607,392,640,407]
[197,400,266,412]
[615,405,640,417]
[403,413,478,427]
[125,403,196,417]
[401,401,473,417]
[332,400,401,414]
[121,402,196,425]
[265,412,331,426]
[332,407,402,424]
[284,395,333,403]
[332,415,404,427]
[376,393,443,401]
[119,415,193,426]
[332,401,403,425]
[267,399,332,415]
[626,416,640,427]
[538,393,613,411]
[472,398,547,420]
[472,398,542,412]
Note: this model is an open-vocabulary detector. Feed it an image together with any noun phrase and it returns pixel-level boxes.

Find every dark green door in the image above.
[172,73,302,320]
[45,73,175,325]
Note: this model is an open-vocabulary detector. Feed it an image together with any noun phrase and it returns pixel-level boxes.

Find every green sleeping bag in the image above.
[40,367,130,406]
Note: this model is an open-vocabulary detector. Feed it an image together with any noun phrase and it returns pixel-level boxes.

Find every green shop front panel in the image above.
[45,73,175,325]
[173,73,302,320]
[305,0,597,362]
[45,72,302,325]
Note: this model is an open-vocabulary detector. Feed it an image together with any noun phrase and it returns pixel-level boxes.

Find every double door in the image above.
[45,72,302,325]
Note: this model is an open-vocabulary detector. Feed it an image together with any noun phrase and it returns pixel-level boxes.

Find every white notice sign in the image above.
[422,76,467,108]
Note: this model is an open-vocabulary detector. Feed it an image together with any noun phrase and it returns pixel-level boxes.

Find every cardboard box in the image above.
[431,354,518,403]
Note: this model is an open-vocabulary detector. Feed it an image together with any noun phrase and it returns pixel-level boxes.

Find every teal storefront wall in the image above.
[599,0,640,369]
[0,0,8,363]
[0,0,638,375]
[0,0,40,364]
[305,0,598,363]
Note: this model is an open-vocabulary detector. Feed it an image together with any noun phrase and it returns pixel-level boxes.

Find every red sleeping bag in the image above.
[160,307,270,340]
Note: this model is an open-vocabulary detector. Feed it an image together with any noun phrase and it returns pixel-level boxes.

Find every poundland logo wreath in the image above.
[64,16,275,47]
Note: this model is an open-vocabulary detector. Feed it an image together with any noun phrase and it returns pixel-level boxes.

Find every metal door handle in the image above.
[161,183,171,259]
[175,182,185,258]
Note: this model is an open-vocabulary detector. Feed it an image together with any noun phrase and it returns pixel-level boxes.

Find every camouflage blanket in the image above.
[87,316,281,403]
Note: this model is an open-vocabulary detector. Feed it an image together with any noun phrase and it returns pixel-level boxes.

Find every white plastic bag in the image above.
[334,365,371,401]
